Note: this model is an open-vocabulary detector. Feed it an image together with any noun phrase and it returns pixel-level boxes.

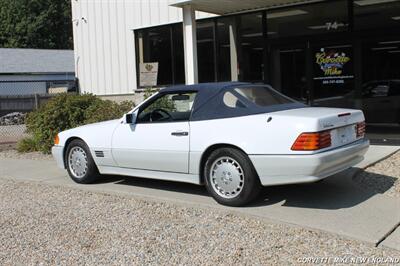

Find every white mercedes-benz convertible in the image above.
[52,82,369,206]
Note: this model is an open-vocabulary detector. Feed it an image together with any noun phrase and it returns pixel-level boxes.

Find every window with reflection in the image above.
[136,27,172,86]
[267,0,348,39]
[137,92,197,123]
[172,24,185,85]
[237,13,263,82]
[278,47,307,101]
[216,17,233,81]
[360,39,400,123]
[354,0,400,31]
[313,44,354,100]
[197,20,215,82]
[135,24,185,87]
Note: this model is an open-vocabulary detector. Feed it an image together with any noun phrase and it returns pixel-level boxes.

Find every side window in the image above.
[234,86,293,106]
[223,91,246,108]
[137,92,197,123]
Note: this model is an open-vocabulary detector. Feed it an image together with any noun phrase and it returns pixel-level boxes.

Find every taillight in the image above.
[356,121,366,138]
[291,131,331,151]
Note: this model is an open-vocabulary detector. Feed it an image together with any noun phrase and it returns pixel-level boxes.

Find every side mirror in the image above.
[123,113,135,124]
[123,110,138,124]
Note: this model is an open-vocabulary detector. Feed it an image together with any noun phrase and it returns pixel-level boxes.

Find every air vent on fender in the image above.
[94,150,104,158]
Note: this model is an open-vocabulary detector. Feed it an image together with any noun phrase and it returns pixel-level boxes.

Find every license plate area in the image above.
[331,124,357,147]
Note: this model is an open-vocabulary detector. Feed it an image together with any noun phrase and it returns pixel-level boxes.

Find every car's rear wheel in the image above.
[65,139,99,184]
[204,148,261,206]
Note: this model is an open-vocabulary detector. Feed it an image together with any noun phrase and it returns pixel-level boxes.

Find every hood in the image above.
[74,119,120,130]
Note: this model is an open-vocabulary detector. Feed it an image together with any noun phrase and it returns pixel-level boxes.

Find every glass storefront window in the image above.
[136,27,173,86]
[312,44,354,100]
[237,13,263,82]
[172,24,185,85]
[135,24,185,87]
[197,21,216,82]
[354,0,400,31]
[216,17,233,81]
[267,0,348,39]
[132,0,400,143]
[277,47,307,101]
[360,39,400,124]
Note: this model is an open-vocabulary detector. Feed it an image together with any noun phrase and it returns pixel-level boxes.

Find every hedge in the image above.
[18,93,134,153]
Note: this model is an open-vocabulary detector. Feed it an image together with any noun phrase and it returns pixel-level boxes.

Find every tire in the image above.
[204,147,261,207]
[65,139,99,184]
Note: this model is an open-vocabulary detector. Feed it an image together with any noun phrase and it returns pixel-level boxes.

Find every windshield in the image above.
[233,86,294,107]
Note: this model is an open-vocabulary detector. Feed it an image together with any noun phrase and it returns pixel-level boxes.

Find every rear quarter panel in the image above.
[189,107,365,175]
[188,113,313,174]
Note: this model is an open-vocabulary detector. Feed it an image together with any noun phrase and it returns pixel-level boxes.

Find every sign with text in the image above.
[313,46,354,86]
[139,62,158,87]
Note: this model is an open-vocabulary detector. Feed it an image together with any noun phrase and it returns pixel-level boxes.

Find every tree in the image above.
[0,0,72,49]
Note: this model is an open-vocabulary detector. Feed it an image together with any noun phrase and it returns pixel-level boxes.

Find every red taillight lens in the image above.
[291,131,332,151]
[356,121,366,138]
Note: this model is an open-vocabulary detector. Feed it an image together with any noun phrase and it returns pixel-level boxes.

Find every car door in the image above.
[111,91,197,173]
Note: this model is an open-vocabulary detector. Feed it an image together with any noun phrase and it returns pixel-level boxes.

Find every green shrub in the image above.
[143,87,159,100]
[16,137,38,153]
[84,100,134,124]
[19,93,135,154]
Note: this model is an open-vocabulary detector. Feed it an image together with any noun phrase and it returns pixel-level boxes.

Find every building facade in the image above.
[71,0,214,100]
[72,0,400,127]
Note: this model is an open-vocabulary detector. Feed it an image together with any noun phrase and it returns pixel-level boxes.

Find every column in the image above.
[182,5,198,84]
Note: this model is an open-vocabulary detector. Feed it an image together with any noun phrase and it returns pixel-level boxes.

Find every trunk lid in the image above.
[272,107,365,150]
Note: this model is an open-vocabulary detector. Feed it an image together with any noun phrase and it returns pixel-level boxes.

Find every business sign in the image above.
[139,62,158,87]
[313,47,354,86]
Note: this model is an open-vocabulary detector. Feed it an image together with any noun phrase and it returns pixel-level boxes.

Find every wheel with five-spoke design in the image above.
[65,139,99,184]
[204,147,261,206]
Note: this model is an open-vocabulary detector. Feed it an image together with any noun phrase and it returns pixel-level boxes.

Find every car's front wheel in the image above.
[204,148,261,206]
[65,139,99,184]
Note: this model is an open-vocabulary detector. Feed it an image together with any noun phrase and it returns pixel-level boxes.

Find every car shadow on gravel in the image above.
[250,168,398,210]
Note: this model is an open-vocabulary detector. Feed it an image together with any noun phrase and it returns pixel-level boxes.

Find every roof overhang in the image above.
[171,0,323,15]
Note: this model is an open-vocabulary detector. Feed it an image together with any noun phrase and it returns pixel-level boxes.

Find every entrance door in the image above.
[237,13,264,82]
[269,45,308,102]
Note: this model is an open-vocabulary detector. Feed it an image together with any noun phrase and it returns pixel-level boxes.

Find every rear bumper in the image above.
[51,145,65,169]
[249,138,369,186]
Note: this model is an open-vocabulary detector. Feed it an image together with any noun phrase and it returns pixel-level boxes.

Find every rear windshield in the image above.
[232,86,293,107]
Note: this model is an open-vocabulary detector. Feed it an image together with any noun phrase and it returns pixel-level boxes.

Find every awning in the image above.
[171,0,322,15]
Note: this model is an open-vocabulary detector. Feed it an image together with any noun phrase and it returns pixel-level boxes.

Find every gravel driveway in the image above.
[0,177,399,265]
[0,150,400,264]
[354,151,400,198]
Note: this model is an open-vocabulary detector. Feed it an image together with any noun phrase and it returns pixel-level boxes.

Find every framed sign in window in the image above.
[139,62,159,87]
[313,45,355,99]
[313,46,354,85]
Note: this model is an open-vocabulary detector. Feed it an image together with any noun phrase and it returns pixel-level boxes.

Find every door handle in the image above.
[171,131,188,136]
